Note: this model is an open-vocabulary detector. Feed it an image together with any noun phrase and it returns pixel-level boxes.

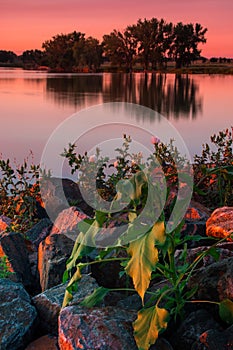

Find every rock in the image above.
[58,305,137,350]
[174,243,233,269]
[150,338,174,350]
[26,218,52,251]
[37,207,90,291]
[39,177,93,221]
[0,231,33,290]
[33,275,99,334]
[0,215,11,233]
[206,207,233,241]
[116,293,142,311]
[25,334,58,350]
[50,206,87,240]
[188,257,233,301]
[197,324,233,350]
[23,219,52,294]
[38,233,74,291]
[170,309,221,349]
[28,251,41,295]
[0,279,37,350]
[180,200,211,248]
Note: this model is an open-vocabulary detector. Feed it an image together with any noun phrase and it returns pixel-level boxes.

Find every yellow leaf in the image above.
[62,267,82,307]
[125,221,165,302]
[133,305,169,350]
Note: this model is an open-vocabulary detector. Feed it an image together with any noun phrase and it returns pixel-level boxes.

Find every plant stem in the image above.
[188,300,219,305]
[79,257,129,269]
[109,288,157,296]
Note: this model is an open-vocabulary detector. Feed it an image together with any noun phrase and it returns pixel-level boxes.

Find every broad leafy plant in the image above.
[62,135,233,349]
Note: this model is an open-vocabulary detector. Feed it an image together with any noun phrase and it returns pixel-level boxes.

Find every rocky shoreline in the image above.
[0,178,232,350]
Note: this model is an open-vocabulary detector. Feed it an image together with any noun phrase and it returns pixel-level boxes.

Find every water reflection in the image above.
[46,74,103,108]
[44,73,202,119]
[102,73,202,119]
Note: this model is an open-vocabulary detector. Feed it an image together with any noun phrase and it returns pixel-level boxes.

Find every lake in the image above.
[0,68,232,177]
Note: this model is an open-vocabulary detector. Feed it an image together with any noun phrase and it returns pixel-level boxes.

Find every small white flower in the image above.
[89,155,97,163]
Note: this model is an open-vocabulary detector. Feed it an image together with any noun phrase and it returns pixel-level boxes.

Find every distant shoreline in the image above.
[1,62,233,74]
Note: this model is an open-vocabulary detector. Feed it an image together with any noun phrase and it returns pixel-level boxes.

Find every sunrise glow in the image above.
[1,0,233,58]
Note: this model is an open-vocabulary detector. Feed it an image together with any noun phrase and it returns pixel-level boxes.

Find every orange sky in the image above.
[1,0,233,58]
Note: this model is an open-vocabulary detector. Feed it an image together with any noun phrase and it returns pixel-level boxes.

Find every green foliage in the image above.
[62,133,233,349]
[194,127,233,208]
[60,135,191,349]
[0,256,13,279]
[80,286,110,307]
[0,154,41,233]
[219,299,233,325]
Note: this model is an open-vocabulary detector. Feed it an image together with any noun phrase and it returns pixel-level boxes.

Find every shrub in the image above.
[0,154,41,233]
[194,127,233,209]
[62,134,233,349]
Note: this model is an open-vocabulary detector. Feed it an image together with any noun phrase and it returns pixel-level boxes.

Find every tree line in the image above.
[1,18,208,71]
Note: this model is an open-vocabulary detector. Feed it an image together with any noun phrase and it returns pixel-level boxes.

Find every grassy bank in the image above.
[100,62,233,74]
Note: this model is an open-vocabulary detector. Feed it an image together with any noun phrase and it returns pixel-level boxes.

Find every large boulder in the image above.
[39,177,93,221]
[170,309,221,350]
[206,207,233,241]
[38,207,86,291]
[188,257,233,301]
[0,231,33,290]
[0,279,37,350]
[38,233,74,291]
[198,324,233,350]
[50,206,87,240]
[174,242,233,269]
[25,335,58,350]
[58,305,137,350]
[26,218,52,251]
[33,275,99,334]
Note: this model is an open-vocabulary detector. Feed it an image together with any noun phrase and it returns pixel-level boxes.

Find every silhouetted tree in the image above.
[128,18,158,70]
[0,50,17,64]
[42,31,85,71]
[171,22,207,68]
[103,29,137,71]
[21,49,47,67]
[75,37,103,71]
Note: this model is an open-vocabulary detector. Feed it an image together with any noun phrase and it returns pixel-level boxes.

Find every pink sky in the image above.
[1,0,233,58]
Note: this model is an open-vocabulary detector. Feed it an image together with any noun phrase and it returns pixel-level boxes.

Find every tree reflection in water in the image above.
[45,73,202,120]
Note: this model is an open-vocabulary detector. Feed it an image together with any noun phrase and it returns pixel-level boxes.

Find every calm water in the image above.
[0,68,233,172]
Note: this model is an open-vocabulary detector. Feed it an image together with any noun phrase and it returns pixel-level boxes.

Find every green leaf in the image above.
[78,218,95,234]
[65,232,92,272]
[208,247,220,261]
[133,171,147,200]
[125,221,165,302]
[133,305,169,350]
[219,299,233,325]
[80,287,110,307]
[62,267,82,307]
[62,269,69,283]
[95,210,107,226]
